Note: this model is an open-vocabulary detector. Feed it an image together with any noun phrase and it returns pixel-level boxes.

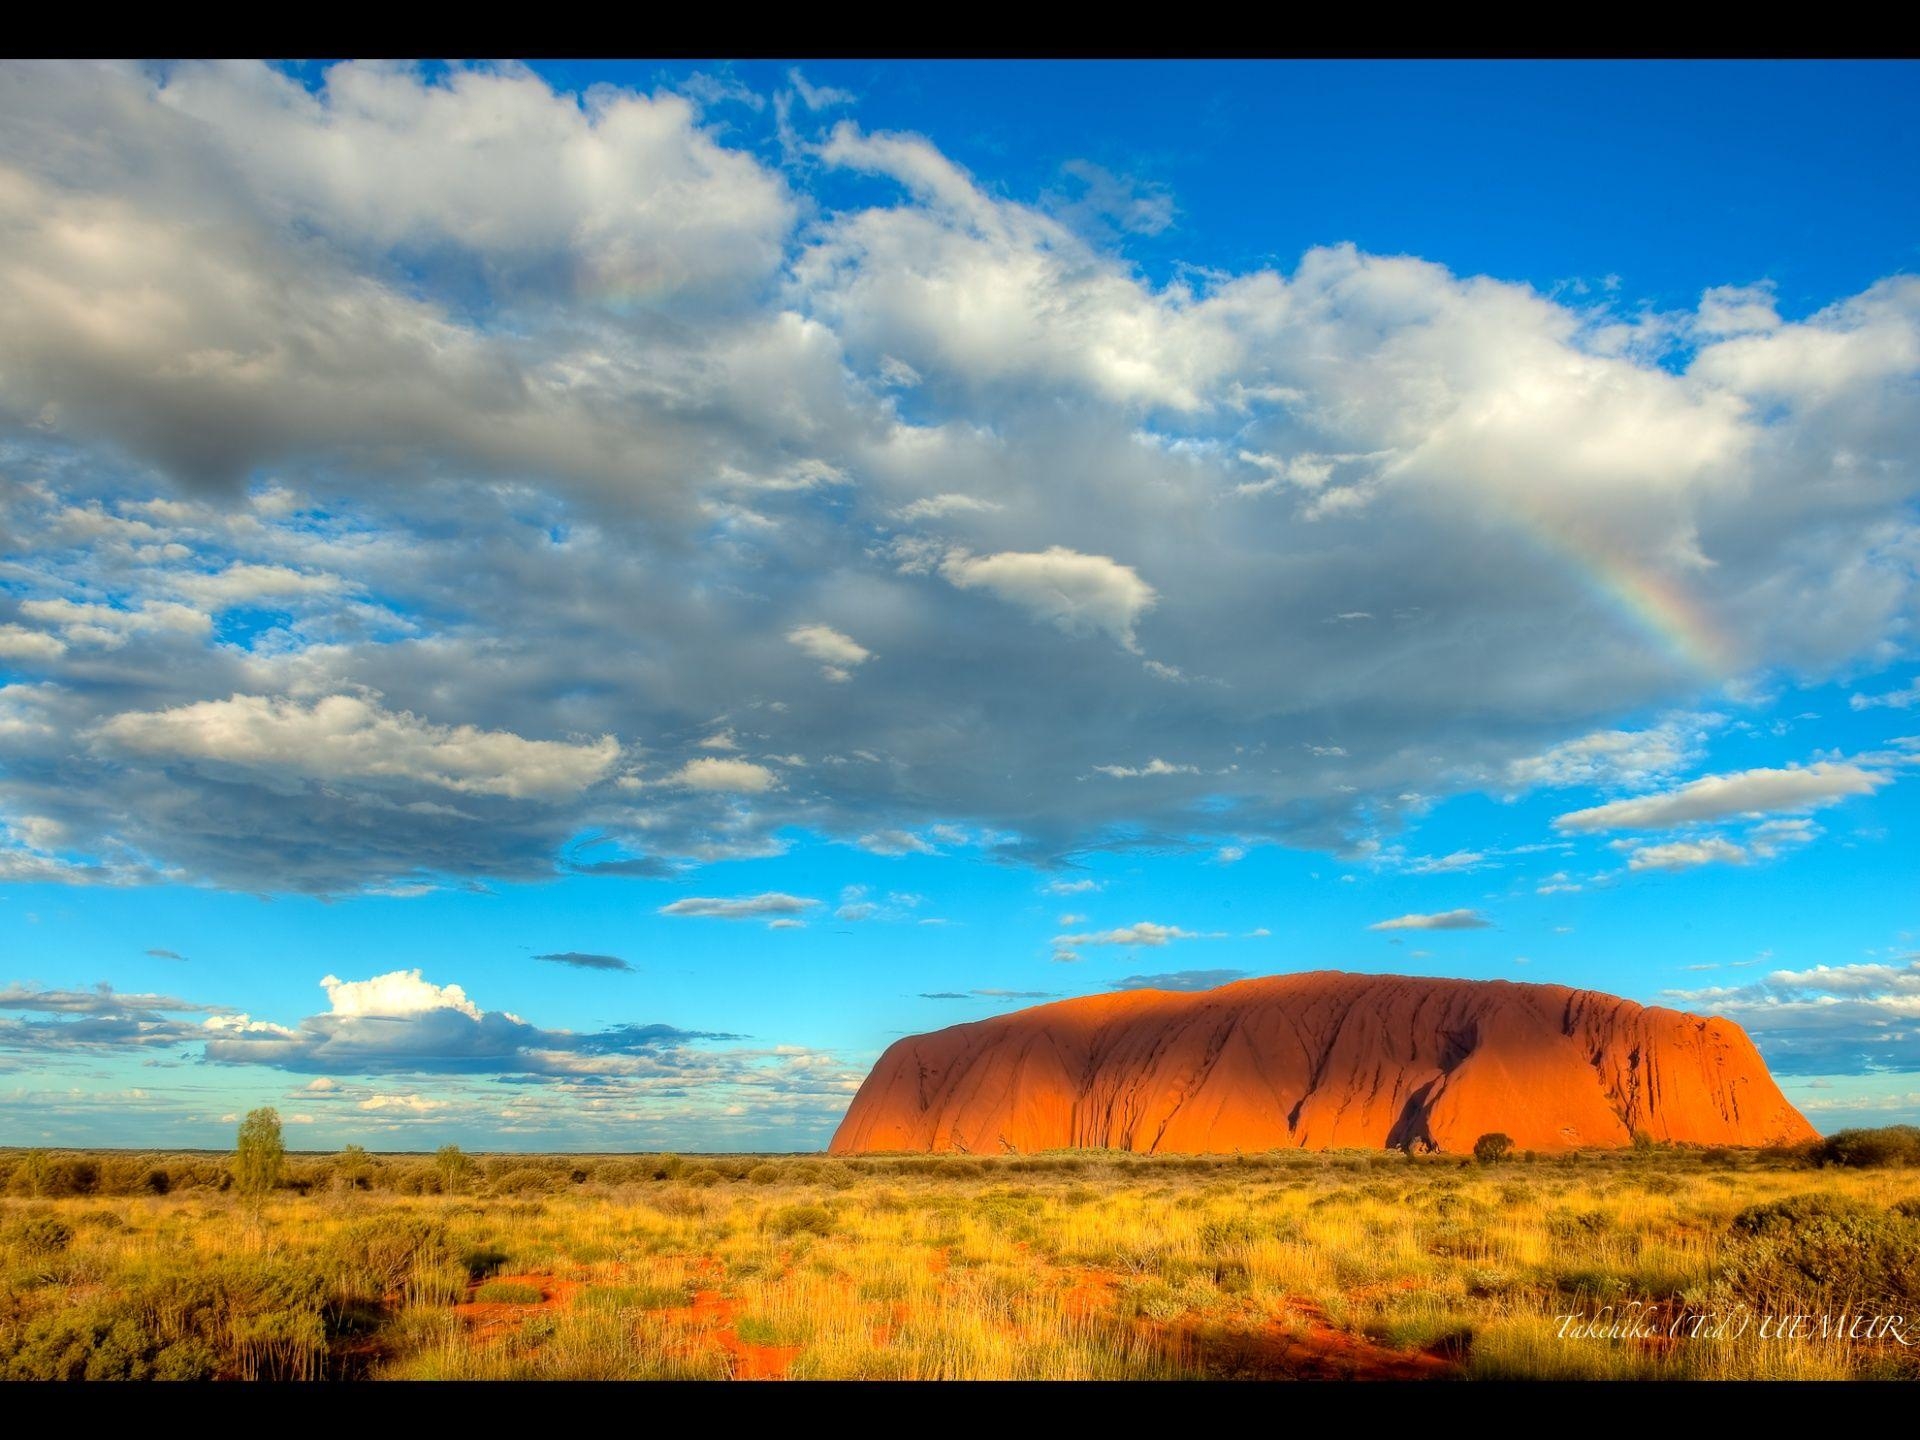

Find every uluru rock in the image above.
[829,971,1816,1155]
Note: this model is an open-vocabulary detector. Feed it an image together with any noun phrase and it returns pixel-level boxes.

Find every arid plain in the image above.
[5,1137,1920,1381]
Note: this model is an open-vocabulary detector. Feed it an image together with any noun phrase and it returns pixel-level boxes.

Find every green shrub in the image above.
[766,1204,835,1237]
[1815,1126,1920,1170]
[2,1303,219,1380]
[343,1215,453,1296]
[1472,1133,1515,1164]
[490,1166,556,1196]
[7,1213,74,1256]
[1716,1195,1920,1308]
[233,1109,285,1196]
[1196,1216,1265,1252]
[4,1256,333,1380]
[746,1163,783,1185]
[682,1168,723,1189]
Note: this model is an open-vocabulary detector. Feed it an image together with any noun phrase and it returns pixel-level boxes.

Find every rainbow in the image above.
[1535,524,1739,678]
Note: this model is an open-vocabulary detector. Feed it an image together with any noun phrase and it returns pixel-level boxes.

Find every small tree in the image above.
[1472,1132,1515,1165]
[336,1143,373,1191]
[234,1107,286,1196]
[435,1143,475,1195]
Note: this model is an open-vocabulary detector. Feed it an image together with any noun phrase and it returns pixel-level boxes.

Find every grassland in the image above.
[4,1143,1919,1381]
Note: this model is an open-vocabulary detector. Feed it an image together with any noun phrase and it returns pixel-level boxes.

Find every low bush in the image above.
[1716,1195,1920,1308]
[765,1204,835,1237]
[6,1213,74,1257]
[1814,1126,1920,1170]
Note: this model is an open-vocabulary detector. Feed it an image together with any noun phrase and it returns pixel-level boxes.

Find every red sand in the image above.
[830,970,1815,1155]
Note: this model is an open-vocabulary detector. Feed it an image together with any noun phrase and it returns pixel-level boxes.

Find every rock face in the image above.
[829,972,1816,1155]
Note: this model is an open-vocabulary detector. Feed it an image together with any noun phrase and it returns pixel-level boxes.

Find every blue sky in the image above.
[2,59,1918,1149]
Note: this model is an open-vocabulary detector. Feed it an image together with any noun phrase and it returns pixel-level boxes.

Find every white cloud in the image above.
[1052,920,1215,948]
[787,69,855,111]
[893,493,1002,523]
[667,756,778,793]
[1043,878,1101,895]
[938,547,1157,652]
[1368,909,1492,932]
[0,61,1918,907]
[1406,850,1485,874]
[658,892,820,921]
[1092,757,1198,778]
[856,829,934,856]
[1624,837,1749,872]
[1749,817,1820,857]
[1695,282,1781,339]
[320,969,482,1020]
[1554,761,1886,832]
[0,625,65,661]
[357,1093,451,1113]
[1852,679,1920,711]
[170,563,345,610]
[18,599,210,650]
[152,60,794,298]
[1666,959,1920,1075]
[95,693,619,800]
[787,623,873,681]
[1506,714,1718,791]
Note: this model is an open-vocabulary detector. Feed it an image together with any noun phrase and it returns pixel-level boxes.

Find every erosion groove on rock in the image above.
[829,972,1815,1155]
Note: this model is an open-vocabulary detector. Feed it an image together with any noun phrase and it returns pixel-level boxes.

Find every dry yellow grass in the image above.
[4,1147,1918,1380]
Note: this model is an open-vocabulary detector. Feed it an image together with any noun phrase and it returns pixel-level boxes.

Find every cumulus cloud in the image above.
[786,623,873,681]
[193,967,743,1077]
[1505,714,1719,791]
[169,563,346,610]
[1092,758,1198,779]
[1553,762,1886,832]
[1368,909,1492,932]
[1748,818,1820,857]
[856,829,935,856]
[95,693,619,800]
[0,625,66,661]
[664,757,779,793]
[937,547,1157,653]
[1667,959,1920,1074]
[1624,837,1749,872]
[0,60,1917,903]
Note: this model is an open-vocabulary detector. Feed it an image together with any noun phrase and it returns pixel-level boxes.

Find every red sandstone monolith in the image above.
[829,972,1815,1155]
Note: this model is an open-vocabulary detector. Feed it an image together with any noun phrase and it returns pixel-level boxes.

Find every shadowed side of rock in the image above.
[828,971,1816,1155]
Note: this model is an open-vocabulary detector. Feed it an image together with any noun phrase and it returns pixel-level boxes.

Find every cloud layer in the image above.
[0,61,1918,898]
